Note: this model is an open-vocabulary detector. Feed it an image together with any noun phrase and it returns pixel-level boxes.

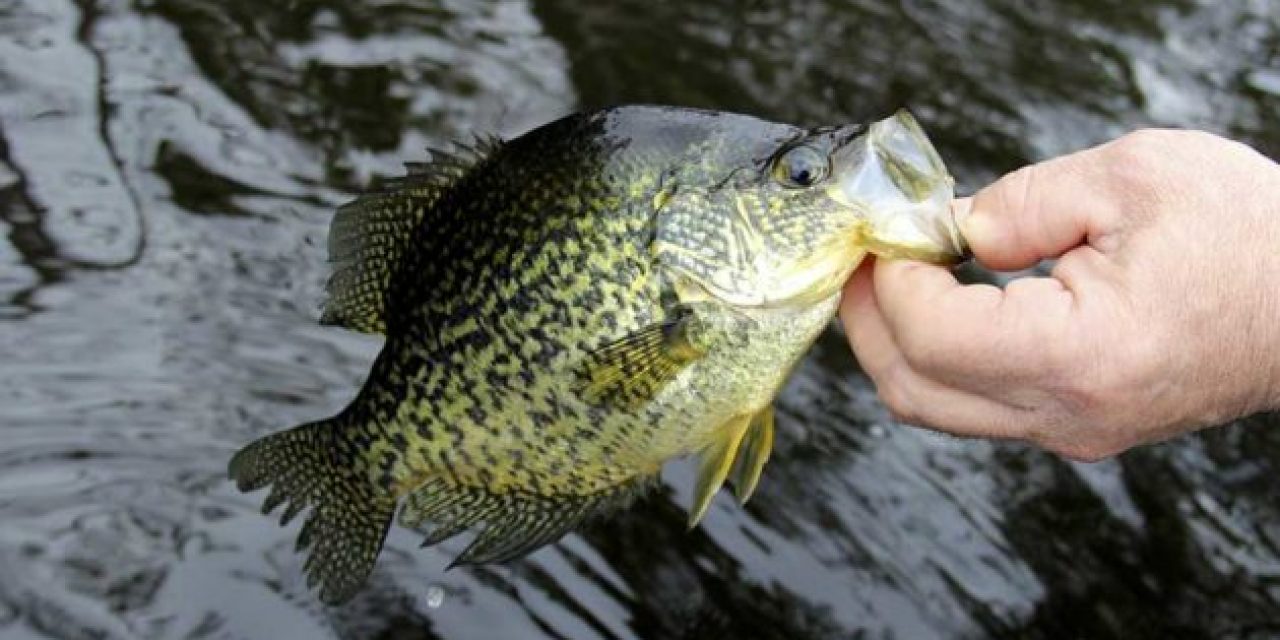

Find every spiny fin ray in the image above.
[321,137,503,334]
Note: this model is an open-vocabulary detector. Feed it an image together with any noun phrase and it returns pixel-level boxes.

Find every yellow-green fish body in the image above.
[230,106,964,603]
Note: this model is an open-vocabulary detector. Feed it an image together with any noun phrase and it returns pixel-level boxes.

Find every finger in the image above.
[963,146,1124,272]
[840,259,897,377]
[868,259,1000,371]
[840,270,1035,440]
[875,354,1038,441]
[871,259,1073,384]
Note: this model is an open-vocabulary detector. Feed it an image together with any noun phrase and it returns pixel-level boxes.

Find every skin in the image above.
[840,128,1280,462]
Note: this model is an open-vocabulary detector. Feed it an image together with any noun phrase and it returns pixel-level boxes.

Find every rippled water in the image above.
[2,1,1280,638]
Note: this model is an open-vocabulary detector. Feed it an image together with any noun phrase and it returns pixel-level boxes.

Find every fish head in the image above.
[654,109,966,308]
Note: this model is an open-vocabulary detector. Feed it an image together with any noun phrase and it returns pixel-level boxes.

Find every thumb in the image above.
[959,148,1121,272]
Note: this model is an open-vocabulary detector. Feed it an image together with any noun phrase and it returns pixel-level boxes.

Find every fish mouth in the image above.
[827,110,968,264]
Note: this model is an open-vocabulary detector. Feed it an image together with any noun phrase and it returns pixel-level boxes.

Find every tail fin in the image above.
[229,417,395,604]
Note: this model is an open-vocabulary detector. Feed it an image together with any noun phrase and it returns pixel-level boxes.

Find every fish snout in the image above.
[831,110,968,263]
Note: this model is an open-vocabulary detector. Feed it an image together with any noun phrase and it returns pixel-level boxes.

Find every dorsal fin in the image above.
[320,136,503,334]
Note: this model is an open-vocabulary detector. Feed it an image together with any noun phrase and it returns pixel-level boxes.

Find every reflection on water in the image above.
[1,0,1278,638]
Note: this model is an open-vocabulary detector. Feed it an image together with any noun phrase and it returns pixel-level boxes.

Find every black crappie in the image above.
[230,106,966,603]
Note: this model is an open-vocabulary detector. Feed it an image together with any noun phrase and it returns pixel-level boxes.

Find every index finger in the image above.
[871,258,1076,386]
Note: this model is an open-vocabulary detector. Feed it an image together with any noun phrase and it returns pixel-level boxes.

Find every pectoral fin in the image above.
[687,413,752,528]
[729,406,775,504]
[579,315,705,409]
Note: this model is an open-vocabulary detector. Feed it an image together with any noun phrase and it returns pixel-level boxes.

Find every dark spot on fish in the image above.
[455,446,474,468]
[600,310,617,330]
[486,369,510,389]
[390,432,409,453]
[480,443,498,467]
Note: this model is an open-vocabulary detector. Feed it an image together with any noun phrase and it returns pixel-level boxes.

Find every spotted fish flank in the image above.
[229,106,966,604]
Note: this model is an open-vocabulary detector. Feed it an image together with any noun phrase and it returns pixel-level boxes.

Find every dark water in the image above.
[2,0,1280,638]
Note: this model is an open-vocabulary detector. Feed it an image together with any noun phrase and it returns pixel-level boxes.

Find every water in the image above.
[2,1,1279,638]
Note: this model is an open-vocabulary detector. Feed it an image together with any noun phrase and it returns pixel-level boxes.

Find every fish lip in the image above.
[947,200,972,263]
[828,109,967,263]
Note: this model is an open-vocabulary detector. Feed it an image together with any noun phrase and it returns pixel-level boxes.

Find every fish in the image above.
[229,105,966,604]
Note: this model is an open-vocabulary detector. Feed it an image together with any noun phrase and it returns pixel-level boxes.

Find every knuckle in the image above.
[1105,129,1208,198]
[877,365,924,425]
[1169,128,1225,148]
[895,315,967,377]
[1109,129,1172,173]
[994,163,1042,219]
[1054,441,1113,463]
[879,387,917,425]
[1054,364,1116,421]
[897,329,942,373]
[1113,128,1188,156]
[1116,127,1170,148]
[1114,127,1225,159]
[1026,416,1121,463]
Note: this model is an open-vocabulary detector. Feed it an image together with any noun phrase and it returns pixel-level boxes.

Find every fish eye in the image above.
[771,145,830,188]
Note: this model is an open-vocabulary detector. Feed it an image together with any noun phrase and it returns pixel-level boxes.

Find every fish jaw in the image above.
[826,109,968,263]
[753,241,868,308]
[658,242,869,310]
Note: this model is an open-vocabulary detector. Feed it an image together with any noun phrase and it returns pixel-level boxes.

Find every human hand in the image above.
[840,129,1280,461]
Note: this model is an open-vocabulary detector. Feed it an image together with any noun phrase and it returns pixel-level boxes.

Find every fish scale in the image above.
[229,105,964,604]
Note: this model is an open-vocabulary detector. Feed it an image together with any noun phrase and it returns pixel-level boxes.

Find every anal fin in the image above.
[399,475,658,565]
[729,406,775,504]
[687,414,752,528]
[687,406,777,526]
